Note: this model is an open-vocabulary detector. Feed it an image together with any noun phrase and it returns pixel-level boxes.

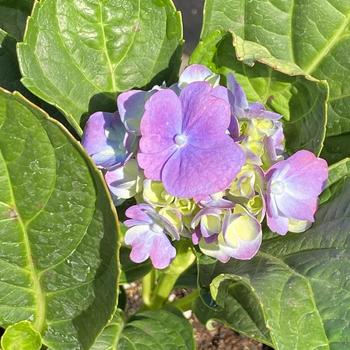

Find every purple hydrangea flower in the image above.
[265,150,328,235]
[137,81,246,198]
[124,204,179,269]
[82,111,136,169]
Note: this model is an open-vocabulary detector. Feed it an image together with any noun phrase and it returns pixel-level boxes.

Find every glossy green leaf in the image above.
[0,0,33,41]
[1,321,42,350]
[201,0,350,138]
[190,31,328,155]
[195,177,350,349]
[119,246,152,284]
[17,0,183,135]
[91,308,195,350]
[320,158,350,204]
[0,28,75,137]
[0,88,120,350]
[321,133,350,165]
[0,29,24,93]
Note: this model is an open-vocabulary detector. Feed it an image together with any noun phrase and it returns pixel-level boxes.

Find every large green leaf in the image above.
[0,88,120,349]
[195,176,350,349]
[0,29,23,93]
[321,133,350,165]
[91,308,195,350]
[190,31,328,155]
[17,0,183,135]
[0,0,33,41]
[320,157,350,204]
[201,0,350,139]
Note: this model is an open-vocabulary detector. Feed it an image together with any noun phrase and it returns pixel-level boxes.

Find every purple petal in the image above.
[149,234,176,269]
[162,140,245,198]
[227,74,249,115]
[265,150,328,233]
[212,86,240,139]
[266,213,289,235]
[247,103,282,120]
[200,197,234,209]
[125,226,153,263]
[179,64,215,86]
[180,83,230,146]
[138,147,177,180]
[138,89,182,179]
[82,111,134,169]
[140,89,182,141]
[125,204,153,225]
[117,90,154,134]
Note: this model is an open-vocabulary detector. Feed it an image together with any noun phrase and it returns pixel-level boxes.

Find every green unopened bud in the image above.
[174,198,197,216]
[143,180,174,207]
[159,207,183,233]
[229,165,264,199]
[288,218,312,233]
[224,214,259,248]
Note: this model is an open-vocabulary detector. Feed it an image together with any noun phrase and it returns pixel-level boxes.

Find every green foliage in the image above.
[0,0,33,41]
[119,246,152,284]
[1,321,42,350]
[91,308,195,350]
[0,89,120,349]
[18,0,183,134]
[0,29,24,93]
[191,31,328,155]
[195,177,350,349]
[200,0,350,159]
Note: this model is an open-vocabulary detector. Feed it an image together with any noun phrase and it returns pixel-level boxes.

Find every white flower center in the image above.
[150,223,163,234]
[174,134,187,147]
[270,181,285,195]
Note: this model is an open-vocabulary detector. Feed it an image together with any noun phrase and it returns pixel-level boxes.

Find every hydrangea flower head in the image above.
[81,64,329,269]
[138,81,246,198]
[265,150,328,235]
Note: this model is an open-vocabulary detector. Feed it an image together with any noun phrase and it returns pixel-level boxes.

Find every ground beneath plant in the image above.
[125,283,272,350]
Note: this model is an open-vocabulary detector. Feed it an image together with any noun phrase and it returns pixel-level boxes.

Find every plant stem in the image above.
[148,240,196,309]
[169,289,200,312]
[142,270,155,307]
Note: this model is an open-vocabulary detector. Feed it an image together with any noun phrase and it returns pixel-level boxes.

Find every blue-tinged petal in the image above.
[179,64,219,88]
[117,90,155,134]
[82,111,136,169]
[105,159,144,205]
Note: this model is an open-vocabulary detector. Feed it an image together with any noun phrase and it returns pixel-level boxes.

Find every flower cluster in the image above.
[82,65,328,269]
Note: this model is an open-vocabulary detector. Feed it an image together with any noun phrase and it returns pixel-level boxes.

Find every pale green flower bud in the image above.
[159,207,183,233]
[229,165,264,199]
[143,180,174,207]
[288,218,312,233]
